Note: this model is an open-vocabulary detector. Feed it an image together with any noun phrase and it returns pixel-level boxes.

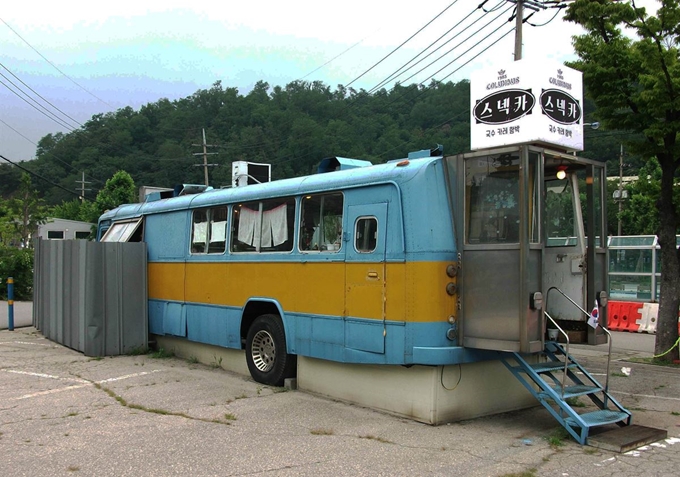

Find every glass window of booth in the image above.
[466,154,521,244]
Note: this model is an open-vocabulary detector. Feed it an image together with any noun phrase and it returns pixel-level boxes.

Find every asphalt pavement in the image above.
[0,309,678,476]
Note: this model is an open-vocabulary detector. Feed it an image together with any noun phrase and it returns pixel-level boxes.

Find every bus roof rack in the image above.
[317,157,372,174]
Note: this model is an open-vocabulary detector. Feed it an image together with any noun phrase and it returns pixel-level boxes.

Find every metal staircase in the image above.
[500,288,632,445]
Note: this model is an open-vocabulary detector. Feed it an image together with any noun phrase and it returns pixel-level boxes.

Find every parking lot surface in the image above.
[1,326,679,477]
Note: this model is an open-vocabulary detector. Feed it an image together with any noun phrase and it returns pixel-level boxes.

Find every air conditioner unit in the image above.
[231,161,271,187]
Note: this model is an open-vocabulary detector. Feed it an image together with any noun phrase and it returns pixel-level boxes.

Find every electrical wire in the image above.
[526,5,563,27]
[0,61,83,129]
[0,75,77,132]
[396,5,514,87]
[367,2,502,94]
[344,0,462,88]
[297,33,375,82]
[0,17,111,108]
[0,153,97,201]
[0,118,103,186]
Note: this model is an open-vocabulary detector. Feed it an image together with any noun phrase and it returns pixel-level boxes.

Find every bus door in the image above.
[344,203,388,354]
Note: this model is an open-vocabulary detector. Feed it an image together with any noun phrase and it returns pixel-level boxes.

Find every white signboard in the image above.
[470,59,584,151]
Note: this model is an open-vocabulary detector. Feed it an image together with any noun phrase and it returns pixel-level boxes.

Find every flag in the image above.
[587,301,599,329]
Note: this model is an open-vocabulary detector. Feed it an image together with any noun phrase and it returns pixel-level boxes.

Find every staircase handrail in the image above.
[545,286,613,401]
[544,310,569,397]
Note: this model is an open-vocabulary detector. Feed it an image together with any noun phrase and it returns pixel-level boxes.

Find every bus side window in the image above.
[300,193,344,252]
[191,207,228,254]
[231,198,295,253]
[191,209,208,253]
[355,217,377,253]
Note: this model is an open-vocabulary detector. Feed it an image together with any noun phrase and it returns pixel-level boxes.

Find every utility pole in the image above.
[75,171,91,203]
[618,144,624,236]
[511,1,553,61]
[514,0,524,61]
[192,128,219,187]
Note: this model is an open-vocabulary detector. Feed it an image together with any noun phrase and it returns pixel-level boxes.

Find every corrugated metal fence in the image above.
[33,239,148,356]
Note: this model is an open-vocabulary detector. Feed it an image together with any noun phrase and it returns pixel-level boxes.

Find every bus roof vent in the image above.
[407,144,444,159]
[174,184,212,196]
[317,157,372,173]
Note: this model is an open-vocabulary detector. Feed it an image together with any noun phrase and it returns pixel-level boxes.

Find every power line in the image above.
[344,0,462,88]
[367,3,500,94]
[0,16,111,107]
[0,153,97,201]
[0,61,83,129]
[394,5,514,87]
[0,118,103,186]
[0,75,77,132]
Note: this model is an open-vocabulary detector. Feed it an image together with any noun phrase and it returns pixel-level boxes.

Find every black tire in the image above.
[245,314,296,386]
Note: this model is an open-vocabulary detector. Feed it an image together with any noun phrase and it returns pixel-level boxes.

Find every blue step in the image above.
[521,361,577,374]
[542,384,602,399]
[566,409,630,428]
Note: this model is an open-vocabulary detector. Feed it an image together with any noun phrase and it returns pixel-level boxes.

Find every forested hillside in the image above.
[2,80,471,205]
[1,78,634,207]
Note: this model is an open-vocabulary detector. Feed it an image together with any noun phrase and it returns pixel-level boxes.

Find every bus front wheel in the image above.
[245,314,296,386]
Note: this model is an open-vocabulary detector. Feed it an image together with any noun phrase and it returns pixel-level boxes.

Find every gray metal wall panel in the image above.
[33,239,148,357]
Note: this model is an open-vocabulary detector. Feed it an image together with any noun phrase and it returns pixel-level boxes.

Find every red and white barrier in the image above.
[635,302,658,333]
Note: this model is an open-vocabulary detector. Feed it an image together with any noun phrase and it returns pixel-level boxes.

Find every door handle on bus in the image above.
[367,271,379,279]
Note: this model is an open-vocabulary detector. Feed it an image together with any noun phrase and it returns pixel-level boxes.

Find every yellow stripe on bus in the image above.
[147,260,457,323]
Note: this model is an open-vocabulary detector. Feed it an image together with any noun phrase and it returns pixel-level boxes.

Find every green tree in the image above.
[566,0,680,362]
[0,173,49,248]
[83,171,137,223]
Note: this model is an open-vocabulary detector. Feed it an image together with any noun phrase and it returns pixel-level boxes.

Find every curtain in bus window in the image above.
[238,206,258,245]
[261,204,288,247]
[210,221,226,242]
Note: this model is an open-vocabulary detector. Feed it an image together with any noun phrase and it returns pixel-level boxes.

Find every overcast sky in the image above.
[1,0,588,161]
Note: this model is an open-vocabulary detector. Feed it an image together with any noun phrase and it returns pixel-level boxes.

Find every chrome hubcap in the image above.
[251,330,276,372]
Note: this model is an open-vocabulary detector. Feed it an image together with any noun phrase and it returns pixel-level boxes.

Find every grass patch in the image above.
[627,357,680,368]
[149,348,174,359]
[359,434,394,444]
[584,447,599,455]
[126,346,148,356]
[546,428,570,449]
[92,382,230,425]
[65,412,79,417]
[87,357,103,362]
[671,411,679,416]
[565,397,586,408]
[500,470,537,477]
[310,428,334,435]
[210,355,223,368]
[224,413,237,421]
[188,356,199,364]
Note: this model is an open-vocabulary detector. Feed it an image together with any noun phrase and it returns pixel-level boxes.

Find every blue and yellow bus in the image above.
[98,144,610,388]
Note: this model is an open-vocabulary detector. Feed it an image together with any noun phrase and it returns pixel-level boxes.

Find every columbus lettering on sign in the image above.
[470,59,584,151]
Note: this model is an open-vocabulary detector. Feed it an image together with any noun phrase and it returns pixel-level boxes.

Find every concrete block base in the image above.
[298,356,538,424]
[152,335,537,424]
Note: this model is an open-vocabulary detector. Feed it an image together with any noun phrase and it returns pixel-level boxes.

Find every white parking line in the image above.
[0,341,52,347]
[610,390,680,402]
[4,370,162,401]
[5,370,88,383]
